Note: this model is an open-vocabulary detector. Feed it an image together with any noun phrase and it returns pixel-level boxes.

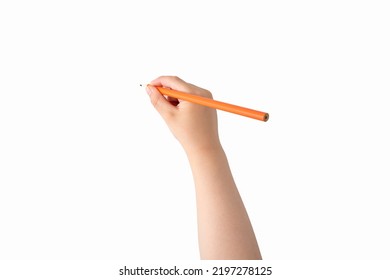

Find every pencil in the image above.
[141,84,269,122]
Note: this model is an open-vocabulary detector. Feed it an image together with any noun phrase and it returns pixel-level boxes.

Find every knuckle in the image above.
[204,90,213,99]
[172,76,182,82]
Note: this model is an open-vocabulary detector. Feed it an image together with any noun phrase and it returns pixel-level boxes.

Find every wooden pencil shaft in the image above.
[155,86,269,122]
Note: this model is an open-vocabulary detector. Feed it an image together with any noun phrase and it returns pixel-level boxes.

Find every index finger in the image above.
[149,76,212,98]
[149,76,190,92]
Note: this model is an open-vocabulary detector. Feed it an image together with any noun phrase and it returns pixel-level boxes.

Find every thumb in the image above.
[146,85,174,119]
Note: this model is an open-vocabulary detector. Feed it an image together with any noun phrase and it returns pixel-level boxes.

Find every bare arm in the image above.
[145,76,261,260]
[186,146,261,259]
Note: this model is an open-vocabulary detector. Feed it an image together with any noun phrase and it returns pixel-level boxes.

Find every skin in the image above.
[145,76,262,260]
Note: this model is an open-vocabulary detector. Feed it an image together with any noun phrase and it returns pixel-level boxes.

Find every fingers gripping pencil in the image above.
[140,84,269,122]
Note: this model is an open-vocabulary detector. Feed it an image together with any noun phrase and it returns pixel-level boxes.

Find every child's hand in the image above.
[146,76,221,154]
[145,76,261,259]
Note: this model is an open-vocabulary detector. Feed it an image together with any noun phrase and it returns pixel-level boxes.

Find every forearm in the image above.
[186,146,261,260]
[145,76,261,259]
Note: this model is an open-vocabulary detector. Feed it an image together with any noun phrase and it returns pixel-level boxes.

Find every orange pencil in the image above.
[142,85,269,122]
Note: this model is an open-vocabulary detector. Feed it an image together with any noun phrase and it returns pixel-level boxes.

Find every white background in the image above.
[1,0,389,261]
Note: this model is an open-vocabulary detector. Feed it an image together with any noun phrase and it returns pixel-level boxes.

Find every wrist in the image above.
[184,141,224,162]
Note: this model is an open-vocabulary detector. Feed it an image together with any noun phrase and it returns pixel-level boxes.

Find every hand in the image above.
[145,76,261,259]
[146,76,221,154]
